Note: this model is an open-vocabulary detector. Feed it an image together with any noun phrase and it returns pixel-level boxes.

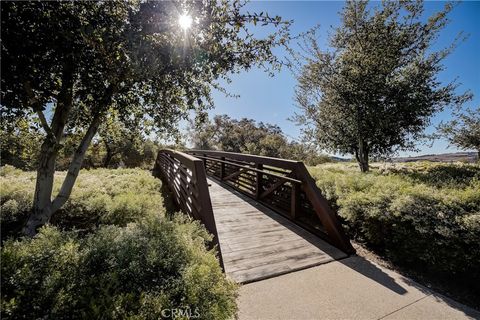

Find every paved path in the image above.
[238,255,480,320]
[208,178,346,283]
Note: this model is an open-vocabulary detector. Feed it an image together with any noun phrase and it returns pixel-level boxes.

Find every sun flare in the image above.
[179,13,192,30]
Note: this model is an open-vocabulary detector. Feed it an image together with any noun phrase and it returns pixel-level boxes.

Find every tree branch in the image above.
[51,111,104,212]
[36,110,54,137]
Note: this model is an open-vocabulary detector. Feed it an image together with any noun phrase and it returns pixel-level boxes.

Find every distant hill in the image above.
[330,156,351,162]
[392,152,478,163]
[327,152,478,163]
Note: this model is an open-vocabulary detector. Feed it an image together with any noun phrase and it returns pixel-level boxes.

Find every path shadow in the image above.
[339,255,408,295]
[341,256,480,317]
[400,274,480,318]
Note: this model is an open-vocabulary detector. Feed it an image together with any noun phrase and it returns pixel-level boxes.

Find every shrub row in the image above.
[309,162,480,280]
[0,166,237,319]
[1,166,165,238]
[1,217,237,319]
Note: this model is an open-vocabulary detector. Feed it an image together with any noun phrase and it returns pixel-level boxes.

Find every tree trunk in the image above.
[24,138,58,236]
[103,141,114,168]
[24,61,74,237]
[355,139,369,172]
[51,82,116,213]
[23,81,115,236]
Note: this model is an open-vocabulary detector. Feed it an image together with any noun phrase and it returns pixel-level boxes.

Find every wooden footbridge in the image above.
[153,149,354,283]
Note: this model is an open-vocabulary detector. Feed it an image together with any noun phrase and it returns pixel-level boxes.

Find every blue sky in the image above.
[205,1,480,157]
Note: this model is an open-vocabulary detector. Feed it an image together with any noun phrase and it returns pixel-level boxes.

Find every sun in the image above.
[178,13,192,31]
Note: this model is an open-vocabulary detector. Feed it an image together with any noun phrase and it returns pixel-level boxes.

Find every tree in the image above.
[1,1,290,235]
[438,107,480,160]
[189,115,287,154]
[188,114,331,164]
[97,110,148,168]
[0,116,42,170]
[292,1,471,172]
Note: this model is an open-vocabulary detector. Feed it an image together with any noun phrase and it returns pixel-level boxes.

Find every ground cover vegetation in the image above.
[309,161,480,306]
[0,166,238,319]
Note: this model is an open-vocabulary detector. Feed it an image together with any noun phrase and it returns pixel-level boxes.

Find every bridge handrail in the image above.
[186,149,354,254]
[193,155,303,184]
[153,149,223,266]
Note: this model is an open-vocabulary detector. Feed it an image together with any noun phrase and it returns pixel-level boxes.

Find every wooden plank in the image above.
[225,246,335,273]
[208,178,347,283]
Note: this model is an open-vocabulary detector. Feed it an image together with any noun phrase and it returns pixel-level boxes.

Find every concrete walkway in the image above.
[238,256,480,320]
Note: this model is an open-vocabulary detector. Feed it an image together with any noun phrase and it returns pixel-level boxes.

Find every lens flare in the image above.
[179,14,192,30]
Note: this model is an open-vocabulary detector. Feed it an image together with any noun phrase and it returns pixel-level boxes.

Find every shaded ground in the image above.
[352,241,480,312]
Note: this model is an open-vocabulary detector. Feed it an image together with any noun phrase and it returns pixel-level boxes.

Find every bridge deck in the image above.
[208,178,347,283]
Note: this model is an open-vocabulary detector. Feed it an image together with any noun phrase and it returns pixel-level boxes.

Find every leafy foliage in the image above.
[1,217,237,319]
[0,167,237,319]
[0,118,164,171]
[292,1,471,171]
[310,162,480,285]
[438,106,480,159]
[189,114,331,165]
[0,116,43,170]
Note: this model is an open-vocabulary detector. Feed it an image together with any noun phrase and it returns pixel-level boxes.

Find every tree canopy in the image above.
[188,114,331,165]
[1,0,291,235]
[438,106,480,160]
[292,0,471,172]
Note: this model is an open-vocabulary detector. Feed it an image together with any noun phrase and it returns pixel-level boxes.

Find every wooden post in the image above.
[255,163,263,200]
[220,156,225,180]
[290,183,300,219]
[295,163,355,254]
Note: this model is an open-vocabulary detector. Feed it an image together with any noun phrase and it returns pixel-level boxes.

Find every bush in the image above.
[0,166,165,238]
[1,216,237,319]
[309,162,480,281]
[1,166,238,319]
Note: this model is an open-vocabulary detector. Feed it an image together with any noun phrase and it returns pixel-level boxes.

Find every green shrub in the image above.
[1,166,238,318]
[0,166,164,237]
[309,162,480,281]
[1,216,238,319]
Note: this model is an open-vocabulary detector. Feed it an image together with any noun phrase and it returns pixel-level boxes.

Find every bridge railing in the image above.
[153,149,223,266]
[186,149,354,254]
